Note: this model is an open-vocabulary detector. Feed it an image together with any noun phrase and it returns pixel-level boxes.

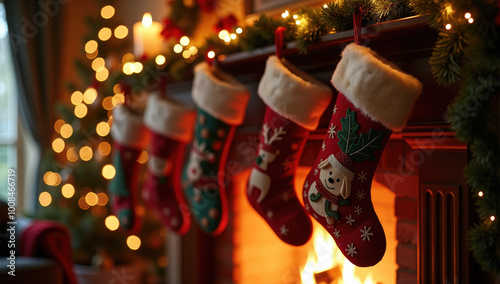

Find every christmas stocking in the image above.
[303,43,422,267]
[142,94,196,235]
[109,106,149,233]
[247,56,332,246]
[183,62,250,235]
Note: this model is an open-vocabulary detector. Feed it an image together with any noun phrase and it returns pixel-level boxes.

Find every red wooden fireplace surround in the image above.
[166,16,488,284]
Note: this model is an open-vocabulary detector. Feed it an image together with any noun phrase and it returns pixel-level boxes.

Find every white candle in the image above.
[133,13,163,58]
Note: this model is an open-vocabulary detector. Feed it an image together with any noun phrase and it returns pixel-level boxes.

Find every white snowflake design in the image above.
[333,105,337,114]
[321,141,326,151]
[354,205,363,215]
[280,225,289,236]
[356,190,366,200]
[346,214,355,226]
[304,181,309,190]
[346,243,357,257]
[357,171,367,183]
[266,210,274,219]
[328,124,337,139]
[314,168,319,176]
[333,228,341,239]
[303,190,308,198]
[360,226,373,241]
[281,191,291,202]
[282,158,293,171]
[305,203,311,211]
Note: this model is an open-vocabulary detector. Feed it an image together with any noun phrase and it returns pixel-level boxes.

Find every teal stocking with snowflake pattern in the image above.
[182,62,250,235]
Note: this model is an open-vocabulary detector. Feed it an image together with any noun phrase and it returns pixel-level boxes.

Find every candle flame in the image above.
[142,13,153,28]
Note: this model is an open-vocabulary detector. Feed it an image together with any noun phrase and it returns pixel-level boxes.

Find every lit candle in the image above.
[133,13,163,58]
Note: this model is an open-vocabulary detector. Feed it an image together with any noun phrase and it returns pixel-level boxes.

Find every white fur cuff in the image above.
[144,93,196,142]
[111,106,148,148]
[331,44,422,131]
[258,56,333,130]
[192,62,250,125]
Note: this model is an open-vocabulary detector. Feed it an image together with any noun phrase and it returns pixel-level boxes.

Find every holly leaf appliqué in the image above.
[349,128,386,162]
[337,108,359,154]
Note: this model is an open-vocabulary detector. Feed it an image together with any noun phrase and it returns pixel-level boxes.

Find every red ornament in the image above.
[214,14,238,33]
[197,0,218,13]
[160,18,184,41]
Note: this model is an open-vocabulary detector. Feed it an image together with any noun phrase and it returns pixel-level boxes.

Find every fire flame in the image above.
[300,226,374,284]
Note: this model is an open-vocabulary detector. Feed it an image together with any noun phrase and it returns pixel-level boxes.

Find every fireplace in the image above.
[166,16,488,284]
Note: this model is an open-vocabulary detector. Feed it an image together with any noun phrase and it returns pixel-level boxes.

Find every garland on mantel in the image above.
[412,0,500,274]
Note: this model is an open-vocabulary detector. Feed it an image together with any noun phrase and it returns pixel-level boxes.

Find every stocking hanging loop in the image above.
[274,26,286,59]
[353,8,362,45]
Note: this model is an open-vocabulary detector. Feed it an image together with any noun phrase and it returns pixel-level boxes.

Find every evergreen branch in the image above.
[429,28,467,86]
[320,0,376,32]
[373,0,415,21]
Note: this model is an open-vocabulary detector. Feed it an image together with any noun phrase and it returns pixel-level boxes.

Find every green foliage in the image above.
[321,0,376,32]
[350,129,386,162]
[429,29,467,86]
[374,0,415,21]
[239,14,292,51]
[296,7,329,54]
[169,0,200,36]
[337,108,360,154]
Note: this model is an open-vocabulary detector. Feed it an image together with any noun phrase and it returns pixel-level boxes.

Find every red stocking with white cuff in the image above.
[142,93,196,235]
[109,106,149,233]
[303,43,422,267]
[247,56,333,246]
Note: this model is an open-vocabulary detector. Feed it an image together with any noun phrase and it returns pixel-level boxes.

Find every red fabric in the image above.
[353,9,362,45]
[142,131,191,235]
[274,27,286,59]
[303,93,390,267]
[19,220,77,284]
[247,107,313,246]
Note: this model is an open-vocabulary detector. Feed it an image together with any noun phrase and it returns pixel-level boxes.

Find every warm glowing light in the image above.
[52,138,65,153]
[70,91,83,105]
[78,197,90,210]
[97,141,112,156]
[92,57,105,71]
[323,4,328,8]
[105,215,120,231]
[155,55,166,65]
[54,119,66,133]
[102,164,116,179]
[127,235,141,250]
[464,12,471,19]
[468,18,474,24]
[491,216,496,221]
[218,30,229,40]
[142,13,152,28]
[101,5,115,19]
[122,53,134,63]
[173,44,183,53]
[113,93,125,105]
[180,36,190,46]
[44,171,61,186]
[189,46,198,55]
[74,103,88,118]
[445,24,452,30]
[60,124,73,139]
[84,88,98,104]
[477,191,484,197]
[224,36,231,43]
[236,27,243,34]
[86,192,99,206]
[79,146,93,161]
[182,50,191,59]
[102,96,115,110]
[39,192,52,207]
[97,193,109,206]
[293,15,298,19]
[207,51,215,59]
[444,4,454,14]
[133,62,143,73]
[114,25,128,39]
[66,147,78,162]
[137,151,148,164]
[123,62,134,75]
[96,121,110,137]
[61,184,75,198]
[85,40,98,54]
[86,50,98,59]
[98,27,112,41]
[230,33,236,40]
[281,10,289,18]
[296,20,301,25]
[96,68,109,82]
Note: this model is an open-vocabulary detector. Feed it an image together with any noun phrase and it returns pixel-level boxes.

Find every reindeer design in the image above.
[248,124,286,203]
[186,139,215,184]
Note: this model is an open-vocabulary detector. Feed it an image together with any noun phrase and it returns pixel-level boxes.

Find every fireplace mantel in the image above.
[165,15,487,284]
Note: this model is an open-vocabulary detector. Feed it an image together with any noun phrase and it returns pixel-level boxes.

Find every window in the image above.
[0,2,18,201]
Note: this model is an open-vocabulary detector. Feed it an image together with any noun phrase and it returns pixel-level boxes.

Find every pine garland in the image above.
[413,0,500,274]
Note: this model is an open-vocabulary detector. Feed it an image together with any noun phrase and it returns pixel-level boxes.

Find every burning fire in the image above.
[300,226,374,284]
